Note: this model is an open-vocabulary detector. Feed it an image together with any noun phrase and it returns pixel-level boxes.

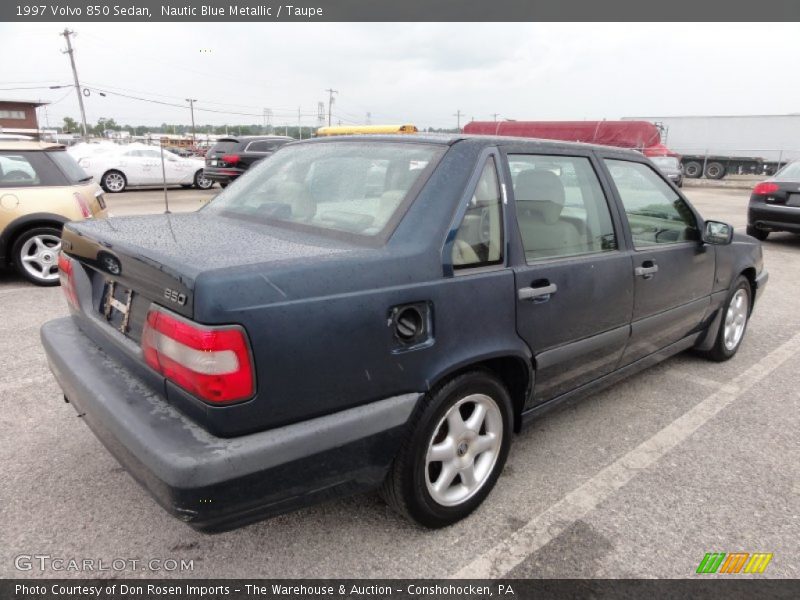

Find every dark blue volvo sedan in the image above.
[42,134,768,531]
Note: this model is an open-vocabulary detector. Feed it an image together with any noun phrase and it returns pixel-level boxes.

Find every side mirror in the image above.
[702,220,733,245]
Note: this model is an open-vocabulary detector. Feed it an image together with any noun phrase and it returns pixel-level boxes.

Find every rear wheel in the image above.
[101,170,127,193]
[704,276,751,361]
[12,226,62,286]
[194,170,214,190]
[705,162,725,180]
[380,370,513,528]
[746,225,769,241]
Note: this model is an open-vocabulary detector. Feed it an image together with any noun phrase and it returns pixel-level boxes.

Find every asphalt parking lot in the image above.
[1,185,798,579]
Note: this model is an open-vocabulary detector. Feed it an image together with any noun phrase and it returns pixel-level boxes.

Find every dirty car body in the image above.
[42,135,767,531]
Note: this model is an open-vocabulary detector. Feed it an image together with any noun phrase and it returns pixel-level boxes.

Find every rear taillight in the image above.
[221,154,240,165]
[753,182,779,196]
[141,307,254,404]
[58,253,79,309]
[73,192,91,218]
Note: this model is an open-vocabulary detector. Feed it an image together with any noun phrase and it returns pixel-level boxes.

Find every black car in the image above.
[42,135,767,532]
[747,161,800,240]
[203,135,293,187]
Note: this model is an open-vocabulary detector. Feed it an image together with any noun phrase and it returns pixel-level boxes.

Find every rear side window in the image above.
[48,150,90,183]
[0,151,66,187]
[605,159,698,248]
[245,140,283,153]
[509,154,617,261]
[451,157,504,269]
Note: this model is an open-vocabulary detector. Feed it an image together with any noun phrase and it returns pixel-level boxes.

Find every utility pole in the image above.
[185,98,197,145]
[492,113,500,122]
[297,106,302,139]
[61,29,88,139]
[325,88,338,126]
[453,109,463,131]
[366,111,372,125]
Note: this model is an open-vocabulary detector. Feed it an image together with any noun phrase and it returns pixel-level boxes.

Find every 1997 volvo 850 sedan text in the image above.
[42,135,767,531]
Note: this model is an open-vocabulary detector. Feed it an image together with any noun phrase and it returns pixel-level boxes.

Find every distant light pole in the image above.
[185,98,197,145]
[325,88,338,126]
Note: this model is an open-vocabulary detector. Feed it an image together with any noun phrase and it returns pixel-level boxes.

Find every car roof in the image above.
[0,141,66,151]
[297,133,645,157]
[216,136,294,143]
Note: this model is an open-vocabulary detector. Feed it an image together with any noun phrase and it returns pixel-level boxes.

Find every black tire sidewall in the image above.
[101,170,126,193]
[12,226,62,286]
[713,276,751,359]
[402,371,513,527]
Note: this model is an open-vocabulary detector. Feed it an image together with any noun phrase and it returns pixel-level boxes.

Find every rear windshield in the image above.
[0,150,69,187]
[207,141,444,240]
[210,141,239,154]
[48,149,91,183]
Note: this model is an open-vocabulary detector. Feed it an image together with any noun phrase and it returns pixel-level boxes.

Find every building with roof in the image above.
[0,100,48,138]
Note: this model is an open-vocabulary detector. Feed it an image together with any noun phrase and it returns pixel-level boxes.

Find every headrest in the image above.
[274,180,316,220]
[515,169,566,225]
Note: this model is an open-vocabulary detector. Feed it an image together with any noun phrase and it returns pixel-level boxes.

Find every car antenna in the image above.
[159,141,171,214]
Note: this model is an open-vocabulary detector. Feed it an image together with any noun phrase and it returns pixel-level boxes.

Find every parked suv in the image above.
[0,141,107,285]
[203,135,293,187]
[43,135,766,531]
[746,161,800,240]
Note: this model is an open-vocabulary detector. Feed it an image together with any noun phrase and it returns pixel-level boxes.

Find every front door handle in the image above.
[635,260,659,279]
[518,282,558,301]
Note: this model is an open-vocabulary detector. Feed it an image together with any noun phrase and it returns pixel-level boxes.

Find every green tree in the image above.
[62,117,79,133]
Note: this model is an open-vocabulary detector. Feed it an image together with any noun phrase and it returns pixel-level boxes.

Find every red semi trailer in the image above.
[463,120,678,157]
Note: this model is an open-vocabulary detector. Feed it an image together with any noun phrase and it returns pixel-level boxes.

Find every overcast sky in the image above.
[1,22,798,131]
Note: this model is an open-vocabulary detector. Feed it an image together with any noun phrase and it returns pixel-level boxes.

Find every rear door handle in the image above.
[518,282,558,301]
[635,261,659,278]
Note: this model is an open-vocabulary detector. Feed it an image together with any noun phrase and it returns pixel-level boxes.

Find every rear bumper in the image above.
[202,166,243,184]
[748,204,800,232]
[41,317,419,532]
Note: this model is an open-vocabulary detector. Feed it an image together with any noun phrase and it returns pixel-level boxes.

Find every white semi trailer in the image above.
[623,115,800,179]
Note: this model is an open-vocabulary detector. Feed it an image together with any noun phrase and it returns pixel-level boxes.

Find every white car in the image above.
[72,144,213,193]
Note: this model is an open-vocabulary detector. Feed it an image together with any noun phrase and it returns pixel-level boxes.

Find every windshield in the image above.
[776,161,800,180]
[650,156,680,169]
[207,141,444,239]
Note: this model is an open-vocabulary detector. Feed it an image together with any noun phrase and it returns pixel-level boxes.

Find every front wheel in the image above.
[704,276,751,361]
[380,370,513,528]
[194,170,214,190]
[12,226,63,286]
[101,170,127,193]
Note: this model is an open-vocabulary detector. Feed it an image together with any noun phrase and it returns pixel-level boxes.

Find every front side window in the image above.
[605,159,698,247]
[509,154,617,261]
[451,157,504,269]
[207,141,444,240]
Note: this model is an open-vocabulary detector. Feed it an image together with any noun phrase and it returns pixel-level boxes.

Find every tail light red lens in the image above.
[58,253,79,309]
[221,154,240,165]
[141,307,254,404]
[753,182,779,196]
[73,192,92,218]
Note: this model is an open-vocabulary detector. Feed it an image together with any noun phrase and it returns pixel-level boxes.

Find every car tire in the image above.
[219,181,229,189]
[194,170,214,190]
[703,275,751,362]
[705,162,725,180]
[380,370,513,528]
[746,225,769,241]
[684,161,703,178]
[101,170,127,193]
[11,226,63,287]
